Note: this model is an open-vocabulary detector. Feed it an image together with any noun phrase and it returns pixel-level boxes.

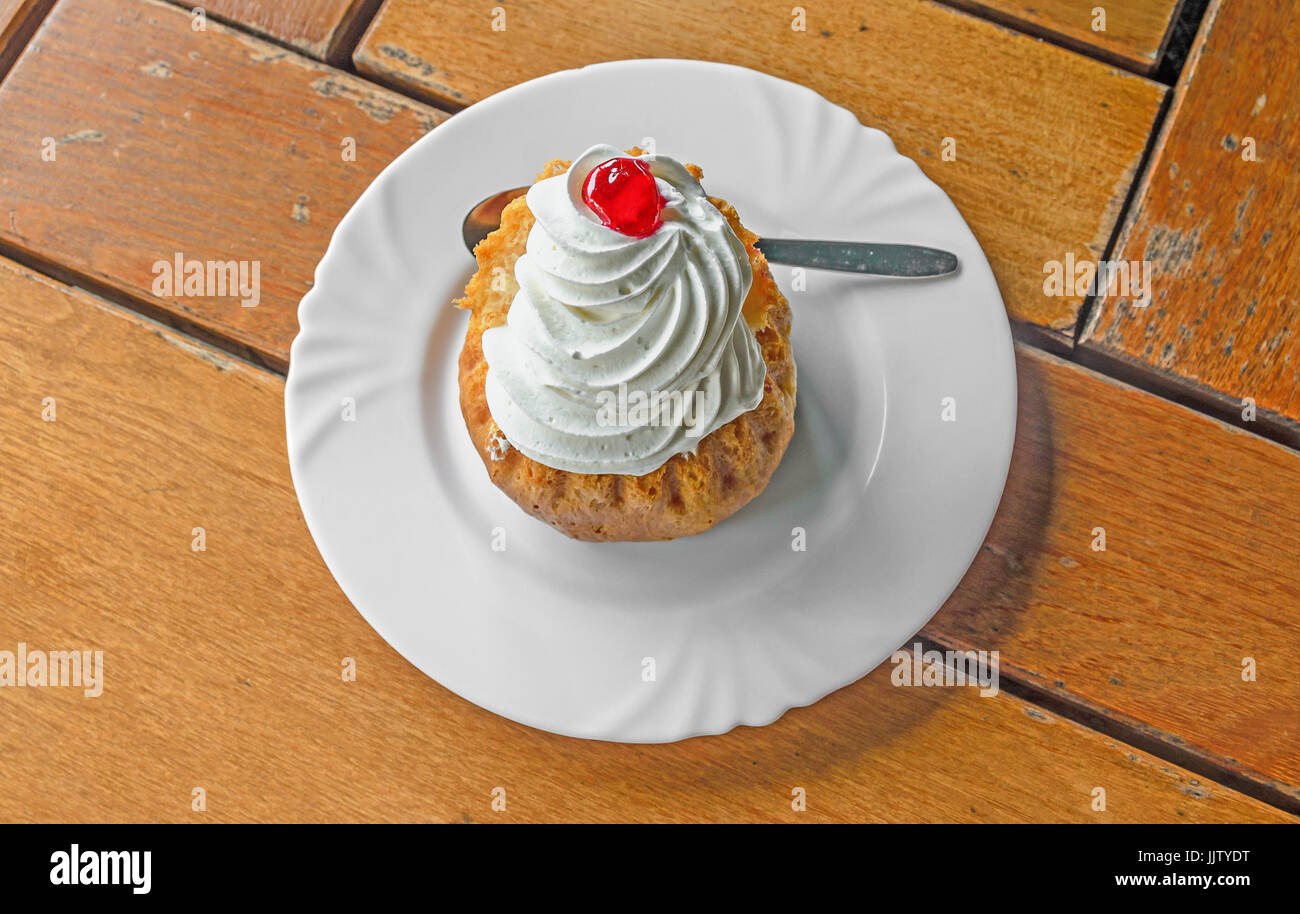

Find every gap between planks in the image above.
[932,0,1188,80]
[154,0,386,70]
[919,635,1300,816]
[8,224,1295,458]
[0,0,56,85]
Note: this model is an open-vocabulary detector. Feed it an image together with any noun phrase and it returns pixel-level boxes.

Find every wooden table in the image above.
[0,0,1295,823]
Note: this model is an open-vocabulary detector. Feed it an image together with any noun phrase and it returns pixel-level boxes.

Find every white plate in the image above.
[286,60,1016,742]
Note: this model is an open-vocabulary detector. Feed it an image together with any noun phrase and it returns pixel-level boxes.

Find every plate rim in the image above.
[285,57,1018,743]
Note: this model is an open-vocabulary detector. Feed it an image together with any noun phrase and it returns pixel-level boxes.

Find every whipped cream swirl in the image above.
[481,144,766,476]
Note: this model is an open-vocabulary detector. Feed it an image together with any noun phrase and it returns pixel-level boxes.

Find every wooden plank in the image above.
[0,0,447,371]
[942,0,1182,73]
[926,343,1300,805]
[354,0,1167,338]
[1079,0,1300,435]
[0,0,52,78]
[0,257,1288,823]
[160,0,382,65]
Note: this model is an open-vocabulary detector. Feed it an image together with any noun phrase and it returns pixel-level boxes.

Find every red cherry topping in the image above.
[581,157,665,238]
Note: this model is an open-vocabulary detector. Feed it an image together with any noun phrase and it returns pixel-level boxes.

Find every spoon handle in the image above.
[754,239,959,278]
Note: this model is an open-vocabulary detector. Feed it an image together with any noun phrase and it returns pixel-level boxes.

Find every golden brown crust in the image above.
[454,157,796,541]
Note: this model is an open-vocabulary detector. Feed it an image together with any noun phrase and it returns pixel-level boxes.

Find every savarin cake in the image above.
[455,144,796,542]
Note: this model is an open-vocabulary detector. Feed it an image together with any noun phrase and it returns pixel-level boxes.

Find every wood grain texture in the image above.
[941,0,1182,72]
[354,0,1167,337]
[160,0,382,65]
[0,0,446,370]
[0,256,1290,823]
[1080,0,1300,434]
[925,345,1300,806]
[0,0,52,78]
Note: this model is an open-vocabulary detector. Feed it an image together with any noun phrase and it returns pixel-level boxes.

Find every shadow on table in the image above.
[522,351,1060,808]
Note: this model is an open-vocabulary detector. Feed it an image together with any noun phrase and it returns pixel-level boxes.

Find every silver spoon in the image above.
[462,187,959,278]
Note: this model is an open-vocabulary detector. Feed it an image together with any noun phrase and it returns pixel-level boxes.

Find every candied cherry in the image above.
[581,157,665,238]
